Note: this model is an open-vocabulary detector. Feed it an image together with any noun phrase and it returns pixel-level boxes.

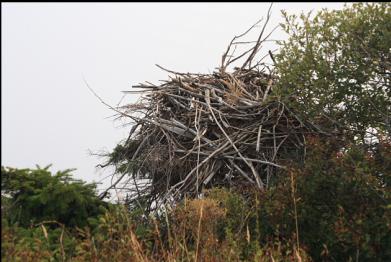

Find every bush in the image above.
[2,222,78,261]
[252,137,391,261]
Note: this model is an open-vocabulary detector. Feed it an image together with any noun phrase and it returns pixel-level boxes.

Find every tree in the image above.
[276,3,391,141]
[1,165,108,228]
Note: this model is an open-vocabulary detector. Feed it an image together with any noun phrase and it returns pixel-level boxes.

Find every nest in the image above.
[99,13,330,208]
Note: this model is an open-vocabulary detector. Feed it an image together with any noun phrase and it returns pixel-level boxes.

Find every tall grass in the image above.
[2,190,310,262]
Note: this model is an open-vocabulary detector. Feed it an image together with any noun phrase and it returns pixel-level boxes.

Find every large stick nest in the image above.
[100,10,331,208]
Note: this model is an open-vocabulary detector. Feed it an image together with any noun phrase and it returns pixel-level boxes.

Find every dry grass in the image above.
[2,195,311,262]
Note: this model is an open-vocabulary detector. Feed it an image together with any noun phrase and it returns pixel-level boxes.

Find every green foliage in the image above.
[273,13,391,258]
[276,3,391,138]
[1,165,108,228]
[255,137,391,261]
[206,188,248,233]
[2,222,78,261]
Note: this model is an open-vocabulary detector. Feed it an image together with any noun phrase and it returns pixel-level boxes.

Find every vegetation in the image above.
[2,140,390,261]
[276,3,391,139]
[2,3,391,261]
[1,166,108,228]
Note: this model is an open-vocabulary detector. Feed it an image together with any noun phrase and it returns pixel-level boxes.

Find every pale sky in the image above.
[2,3,346,192]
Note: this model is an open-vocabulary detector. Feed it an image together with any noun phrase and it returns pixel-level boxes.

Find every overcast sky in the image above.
[2,3,346,192]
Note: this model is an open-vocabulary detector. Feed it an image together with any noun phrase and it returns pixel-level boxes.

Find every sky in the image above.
[2,3,346,193]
